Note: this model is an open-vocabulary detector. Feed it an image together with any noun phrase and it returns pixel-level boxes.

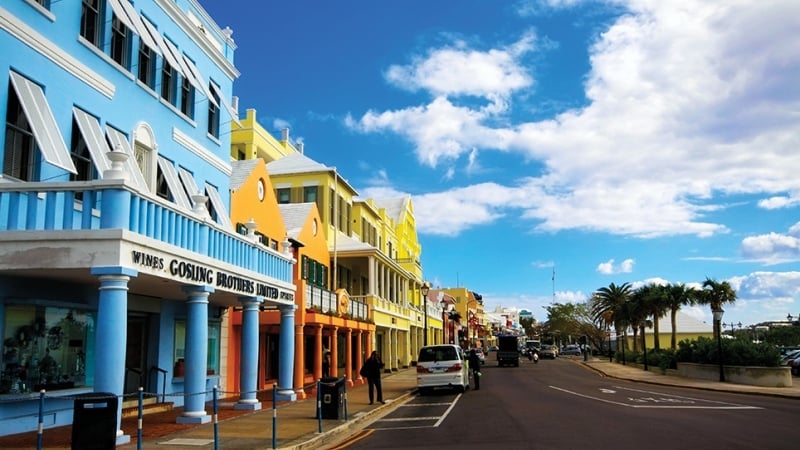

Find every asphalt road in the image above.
[332,353,799,450]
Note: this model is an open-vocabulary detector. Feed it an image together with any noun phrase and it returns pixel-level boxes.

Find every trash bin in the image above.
[317,377,345,419]
[71,392,118,450]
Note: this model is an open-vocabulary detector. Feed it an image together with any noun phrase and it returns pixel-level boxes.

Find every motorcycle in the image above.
[527,349,539,363]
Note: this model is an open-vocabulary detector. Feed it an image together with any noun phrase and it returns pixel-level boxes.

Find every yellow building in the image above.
[442,287,486,349]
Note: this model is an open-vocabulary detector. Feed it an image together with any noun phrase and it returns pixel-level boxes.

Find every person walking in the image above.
[468,349,482,390]
[361,351,385,404]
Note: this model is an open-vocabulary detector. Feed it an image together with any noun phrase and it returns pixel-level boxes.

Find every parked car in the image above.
[539,344,558,359]
[416,344,470,394]
[561,345,582,356]
[780,349,800,366]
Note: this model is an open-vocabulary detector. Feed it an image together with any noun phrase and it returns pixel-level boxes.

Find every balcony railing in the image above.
[0,180,292,283]
[305,284,369,320]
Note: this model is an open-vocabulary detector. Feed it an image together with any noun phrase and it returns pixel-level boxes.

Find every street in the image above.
[332,353,799,449]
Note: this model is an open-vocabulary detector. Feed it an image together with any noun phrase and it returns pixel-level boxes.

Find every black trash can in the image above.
[317,377,345,419]
[71,392,118,450]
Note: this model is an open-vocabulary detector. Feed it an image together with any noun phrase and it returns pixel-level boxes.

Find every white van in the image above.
[416,344,470,394]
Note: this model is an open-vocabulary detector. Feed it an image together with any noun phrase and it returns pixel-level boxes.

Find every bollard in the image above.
[272,383,277,449]
[316,379,322,433]
[37,390,45,450]
[343,381,348,421]
[137,387,144,450]
[213,386,219,450]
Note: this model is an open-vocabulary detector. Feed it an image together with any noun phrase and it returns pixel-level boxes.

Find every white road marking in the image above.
[433,393,462,427]
[550,386,761,409]
[377,416,441,422]
[599,388,616,393]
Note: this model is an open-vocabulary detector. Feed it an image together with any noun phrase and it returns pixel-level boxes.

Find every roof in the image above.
[372,197,407,223]
[266,151,330,175]
[277,203,314,239]
[651,310,712,333]
[230,159,261,191]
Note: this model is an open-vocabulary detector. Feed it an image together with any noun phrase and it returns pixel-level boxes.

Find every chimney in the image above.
[281,128,289,143]
[297,142,304,153]
[232,96,239,114]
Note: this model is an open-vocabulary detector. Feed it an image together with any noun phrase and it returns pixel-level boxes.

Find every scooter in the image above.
[533,351,539,364]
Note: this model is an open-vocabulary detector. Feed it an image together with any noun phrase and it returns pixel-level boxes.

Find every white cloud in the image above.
[758,193,800,210]
[596,258,635,275]
[740,222,800,264]
[349,0,800,238]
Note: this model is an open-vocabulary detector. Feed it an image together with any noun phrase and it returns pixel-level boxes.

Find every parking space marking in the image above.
[369,393,463,431]
[550,385,762,409]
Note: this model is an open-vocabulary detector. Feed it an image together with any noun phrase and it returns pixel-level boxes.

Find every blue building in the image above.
[0,0,296,442]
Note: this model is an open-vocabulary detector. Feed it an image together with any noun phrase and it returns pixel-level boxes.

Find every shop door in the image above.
[125,315,149,393]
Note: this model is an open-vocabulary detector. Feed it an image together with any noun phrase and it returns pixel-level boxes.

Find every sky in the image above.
[202,0,800,329]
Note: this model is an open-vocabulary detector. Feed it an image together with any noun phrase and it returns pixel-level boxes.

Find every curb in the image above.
[282,389,417,450]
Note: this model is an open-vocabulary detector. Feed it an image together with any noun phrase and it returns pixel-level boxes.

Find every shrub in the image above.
[647,348,677,371]
[675,337,781,367]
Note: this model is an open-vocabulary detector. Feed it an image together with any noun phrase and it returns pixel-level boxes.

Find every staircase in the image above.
[121,396,174,418]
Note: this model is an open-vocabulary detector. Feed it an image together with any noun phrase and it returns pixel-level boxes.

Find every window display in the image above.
[1,305,94,395]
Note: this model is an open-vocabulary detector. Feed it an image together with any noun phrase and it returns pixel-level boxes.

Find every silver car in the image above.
[416,344,470,394]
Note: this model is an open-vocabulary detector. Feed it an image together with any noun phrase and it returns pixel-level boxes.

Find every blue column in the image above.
[177,285,214,424]
[90,266,138,446]
[235,296,263,410]
[276,304,297,401]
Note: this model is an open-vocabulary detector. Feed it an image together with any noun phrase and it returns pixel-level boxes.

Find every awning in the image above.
[209,82,242,127]
[181,54,218,108]
[8,72,76,174]
[107,0,160,55]
[72,107,111,175]
[139,19,186,79]
[105,126,149,192]
[156,155,192,210]
[204,182,233,229]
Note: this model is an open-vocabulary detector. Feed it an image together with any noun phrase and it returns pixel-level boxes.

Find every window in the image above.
[1,305,94,394]
[207,83,220,138]
[173,320,221,377]
[155,165,170,200]
[80,0,101,48]
[110,15,130,69]
[277,188,290,204]
[69,119,95,183]
[303,186,318,203]
[161,62,175,104]
[179,77,194,118]
[133,142,152,187]
[3,83,36,181]
[301,255,328,288]
[34,0,50,8]
[137,40,156,89]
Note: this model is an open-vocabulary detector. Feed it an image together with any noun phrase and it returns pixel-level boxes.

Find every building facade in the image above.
[0,0,295,440]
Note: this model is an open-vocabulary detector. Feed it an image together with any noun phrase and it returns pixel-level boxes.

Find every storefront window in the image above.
[173,320,220,377]
[2,305,94,394]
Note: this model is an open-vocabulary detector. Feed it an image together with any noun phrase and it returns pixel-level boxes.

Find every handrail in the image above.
[149,366,168,403]
[124,367,143,395]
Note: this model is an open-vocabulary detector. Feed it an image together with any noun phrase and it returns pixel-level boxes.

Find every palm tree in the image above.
[699,278,737,340]
[628,286,654,352]
[591,282,633,353]
[665,283,699,349]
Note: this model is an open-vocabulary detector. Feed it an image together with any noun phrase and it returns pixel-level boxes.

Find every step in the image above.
[121,401,174,419]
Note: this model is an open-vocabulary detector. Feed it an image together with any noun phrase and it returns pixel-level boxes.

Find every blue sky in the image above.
[202,0,800,328]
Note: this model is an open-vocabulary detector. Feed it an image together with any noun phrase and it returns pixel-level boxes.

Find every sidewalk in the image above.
[1,360,797,449]
[0,369,419,450]
[582,357,800,399]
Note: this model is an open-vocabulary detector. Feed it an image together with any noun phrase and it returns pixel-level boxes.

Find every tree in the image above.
[665,283,699,349]
[699,278,737,341]
[631,283,671,351]
[591,282,634,352]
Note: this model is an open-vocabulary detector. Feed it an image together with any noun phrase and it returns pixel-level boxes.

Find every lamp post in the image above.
[608,325,613,362]
[640,320,648,371]
[712,306,725,382]
[421,281,431,346]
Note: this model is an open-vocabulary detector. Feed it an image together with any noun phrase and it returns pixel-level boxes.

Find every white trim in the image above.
[156,0,239,81]
[181,54,217,107]
[8,71,77,174]
[72,107,112,175]
[171,127,232,176]
[0,6,114,99]
[161,36,194,84]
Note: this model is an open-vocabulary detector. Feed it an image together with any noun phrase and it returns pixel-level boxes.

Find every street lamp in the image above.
[421,281,431,346]
[712,306,725,382]
[640,320,648,371]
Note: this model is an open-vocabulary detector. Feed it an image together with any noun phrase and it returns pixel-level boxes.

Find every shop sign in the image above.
[130,250,293,301]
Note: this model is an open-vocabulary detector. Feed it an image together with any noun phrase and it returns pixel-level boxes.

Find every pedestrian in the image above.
[361,351,385,404]
[322,351,331,378]
[468,349,481,390]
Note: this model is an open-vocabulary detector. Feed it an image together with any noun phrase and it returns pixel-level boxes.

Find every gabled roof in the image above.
[266,151,330,175]
[230,159,261,191]
[278,203,314,239]
[266,152,359,195]
[373,197,408,223]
